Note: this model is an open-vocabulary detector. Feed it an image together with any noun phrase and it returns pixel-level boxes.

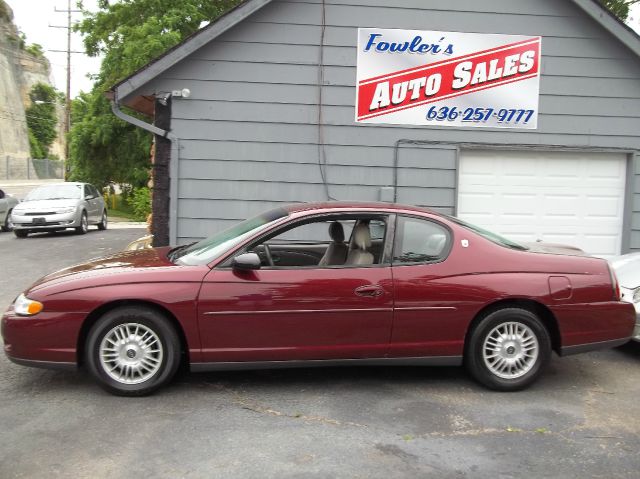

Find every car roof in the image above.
[283,201,439,216]
[35,182,87,186]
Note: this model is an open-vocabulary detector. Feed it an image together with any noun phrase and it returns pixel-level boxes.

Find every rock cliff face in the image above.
[0,1,64,168]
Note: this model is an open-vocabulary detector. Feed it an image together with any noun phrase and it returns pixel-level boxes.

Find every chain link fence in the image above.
[1,156,64,180]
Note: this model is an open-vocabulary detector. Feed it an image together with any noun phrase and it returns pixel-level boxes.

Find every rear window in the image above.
[445,215,527,251]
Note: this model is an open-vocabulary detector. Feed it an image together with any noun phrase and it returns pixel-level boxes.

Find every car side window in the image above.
[239,216,389,269]
[393,216,451,264]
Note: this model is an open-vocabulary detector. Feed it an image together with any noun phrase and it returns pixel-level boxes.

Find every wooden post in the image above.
[152,97,172,246]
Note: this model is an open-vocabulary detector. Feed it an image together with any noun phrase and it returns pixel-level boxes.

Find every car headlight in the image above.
[11,209,24,215]
[14,293,44,316]
[56,207,76,214]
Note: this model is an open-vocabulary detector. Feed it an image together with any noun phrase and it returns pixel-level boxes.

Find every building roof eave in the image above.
[571,0,640,58]
[111,0,272,102]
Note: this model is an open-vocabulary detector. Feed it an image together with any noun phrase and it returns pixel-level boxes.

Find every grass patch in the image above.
[104,193,141,221]
[108,208,138,221]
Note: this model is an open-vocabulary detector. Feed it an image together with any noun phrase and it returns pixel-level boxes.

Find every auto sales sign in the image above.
[356,29,541,129]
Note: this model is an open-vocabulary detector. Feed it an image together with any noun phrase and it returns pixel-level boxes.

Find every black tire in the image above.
[14,229,28,238]
[97,210,107,230]
[465,308,551,391]
[85,306,181,396]
[2,209,13,232]
[75,211,88,235]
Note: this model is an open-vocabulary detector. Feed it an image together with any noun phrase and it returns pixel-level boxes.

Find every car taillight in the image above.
[608,264,621,301]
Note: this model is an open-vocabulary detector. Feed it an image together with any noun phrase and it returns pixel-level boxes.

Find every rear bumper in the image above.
[551,300,635,351]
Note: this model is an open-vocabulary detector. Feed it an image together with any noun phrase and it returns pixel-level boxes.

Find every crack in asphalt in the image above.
[204,381,369,428]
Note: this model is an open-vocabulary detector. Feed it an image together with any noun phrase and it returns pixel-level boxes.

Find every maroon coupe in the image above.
[2,202,635,396]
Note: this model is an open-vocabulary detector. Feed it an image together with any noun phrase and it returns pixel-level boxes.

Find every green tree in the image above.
[69,91,152,189]
[68,0,240,188]
[599,0,640,20]
[26,83,59,158]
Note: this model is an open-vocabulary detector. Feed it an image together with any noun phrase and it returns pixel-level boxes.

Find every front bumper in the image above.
[11,211,80,231]
[2,306,85,366]
[619,287,640,342]
[633,308,640,342]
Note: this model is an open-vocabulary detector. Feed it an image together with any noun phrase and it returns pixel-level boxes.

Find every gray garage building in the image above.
[111,0,640,257]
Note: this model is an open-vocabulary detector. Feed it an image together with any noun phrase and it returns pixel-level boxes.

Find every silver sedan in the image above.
[0,188,19,232]
[11,182,107,238]
[610,252,640,342]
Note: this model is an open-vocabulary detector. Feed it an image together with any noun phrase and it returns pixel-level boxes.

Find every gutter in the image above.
[110,90,180,245]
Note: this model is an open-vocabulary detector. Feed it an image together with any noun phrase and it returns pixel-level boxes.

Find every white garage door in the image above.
[458,150,627,258]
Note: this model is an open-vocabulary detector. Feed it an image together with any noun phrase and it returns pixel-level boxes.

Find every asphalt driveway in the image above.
[1,226,639,478]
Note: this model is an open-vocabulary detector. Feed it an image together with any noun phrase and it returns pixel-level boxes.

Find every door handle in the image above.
[355,285,384,297]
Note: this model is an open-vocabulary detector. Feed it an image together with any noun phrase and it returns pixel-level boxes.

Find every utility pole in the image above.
[50,2,81,175]
[65,0,71,167]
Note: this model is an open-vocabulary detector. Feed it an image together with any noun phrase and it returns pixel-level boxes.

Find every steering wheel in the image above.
[263,244,275,267]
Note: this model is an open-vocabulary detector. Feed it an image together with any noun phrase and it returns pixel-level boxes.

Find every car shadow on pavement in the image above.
[617,341,640,359]
[183,365,470,389]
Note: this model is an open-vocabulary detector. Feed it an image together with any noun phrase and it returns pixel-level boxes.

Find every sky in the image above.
[5,1,640,100]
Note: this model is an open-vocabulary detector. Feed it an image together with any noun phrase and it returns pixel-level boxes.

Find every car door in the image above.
[196,215,394,363]
[390,215,467,359]
[84,185,99,222]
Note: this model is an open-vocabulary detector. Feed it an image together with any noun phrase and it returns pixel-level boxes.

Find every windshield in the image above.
[445,215,528,251]
[172,207,289,265]
[25,184,82,201]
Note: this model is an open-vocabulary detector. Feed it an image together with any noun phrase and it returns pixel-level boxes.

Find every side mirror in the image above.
[232,252,261,271]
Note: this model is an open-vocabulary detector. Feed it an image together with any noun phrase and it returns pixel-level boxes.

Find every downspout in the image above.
[111,90,180,245]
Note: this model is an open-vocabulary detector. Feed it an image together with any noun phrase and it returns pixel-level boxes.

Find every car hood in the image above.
[610,253,640,289]
[520,241,586,256]
[29,247,175,291]
[15,199,79,211]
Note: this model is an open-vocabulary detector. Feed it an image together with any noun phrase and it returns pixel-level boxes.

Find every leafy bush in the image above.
[26,83,59,157]
[28,129,44,159]
[25,43,44,58]
[127,187,151,222]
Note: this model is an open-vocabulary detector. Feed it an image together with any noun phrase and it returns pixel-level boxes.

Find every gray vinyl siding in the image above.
[127,0,640,246]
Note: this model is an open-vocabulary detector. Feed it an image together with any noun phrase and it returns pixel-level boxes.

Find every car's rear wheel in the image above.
[97,210,107,230]
[2,209,13,232]
[76,211,88,235]
[14,229,28,238]
[86,306,181,396]
[465,308,551,391]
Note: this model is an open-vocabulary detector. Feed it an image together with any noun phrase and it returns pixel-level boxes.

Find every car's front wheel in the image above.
[2,209,13,232]
[14,229,28,238]
[97,210,107,230]
[76,211,88,235]
[86,306,181,396]
[465,308,551,391]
